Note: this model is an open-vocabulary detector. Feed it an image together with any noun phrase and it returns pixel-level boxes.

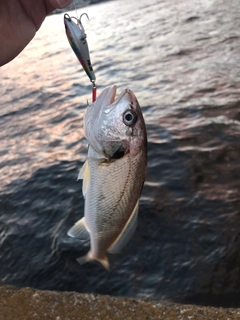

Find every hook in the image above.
[64,13,71,21]
[79,13,89,24]
[64,13,89,26]
[70,16,79,24]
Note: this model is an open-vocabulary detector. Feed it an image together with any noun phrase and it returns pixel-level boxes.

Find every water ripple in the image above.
[1,0,240,308]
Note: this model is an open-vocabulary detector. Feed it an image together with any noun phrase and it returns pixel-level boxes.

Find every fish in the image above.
[68,85,147,269]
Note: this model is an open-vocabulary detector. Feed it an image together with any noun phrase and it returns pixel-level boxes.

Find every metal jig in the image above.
[64,13,97,102]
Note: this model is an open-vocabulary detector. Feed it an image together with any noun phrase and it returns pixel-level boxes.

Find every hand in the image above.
[0,0,73,66]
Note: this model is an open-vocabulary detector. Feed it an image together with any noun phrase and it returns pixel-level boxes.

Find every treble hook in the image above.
[64,13,89,26]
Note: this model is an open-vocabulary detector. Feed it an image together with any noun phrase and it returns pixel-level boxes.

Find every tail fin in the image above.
[76,251,110,270]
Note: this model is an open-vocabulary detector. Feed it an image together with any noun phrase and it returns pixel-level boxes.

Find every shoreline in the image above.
[1,285,240,320]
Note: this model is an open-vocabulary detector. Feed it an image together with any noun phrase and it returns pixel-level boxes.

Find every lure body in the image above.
[64,14,96,83]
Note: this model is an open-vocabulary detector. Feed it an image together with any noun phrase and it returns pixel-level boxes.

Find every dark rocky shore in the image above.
[1,285,240,320]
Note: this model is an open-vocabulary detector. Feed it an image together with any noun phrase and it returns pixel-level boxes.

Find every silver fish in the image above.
[68,85,147,269]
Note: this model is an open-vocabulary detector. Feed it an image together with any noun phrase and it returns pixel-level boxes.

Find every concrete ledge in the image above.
[0,286,239,320]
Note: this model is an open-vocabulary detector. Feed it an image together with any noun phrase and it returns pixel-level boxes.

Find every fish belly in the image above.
[84,146,145,259]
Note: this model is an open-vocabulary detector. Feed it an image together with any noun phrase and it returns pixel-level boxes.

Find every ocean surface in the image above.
[1,0,240,308]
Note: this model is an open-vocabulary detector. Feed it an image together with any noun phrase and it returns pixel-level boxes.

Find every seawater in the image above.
[1,0,240,307]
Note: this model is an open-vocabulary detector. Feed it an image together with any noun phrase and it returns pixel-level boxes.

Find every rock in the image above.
[0,285,239,320]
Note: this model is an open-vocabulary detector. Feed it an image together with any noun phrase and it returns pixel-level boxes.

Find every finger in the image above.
[49,0,73,9]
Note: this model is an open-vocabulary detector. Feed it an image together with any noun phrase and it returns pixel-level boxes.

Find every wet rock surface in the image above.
[0,285,240,320]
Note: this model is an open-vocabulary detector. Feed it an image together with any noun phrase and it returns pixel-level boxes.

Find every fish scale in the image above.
[86,148,142,256]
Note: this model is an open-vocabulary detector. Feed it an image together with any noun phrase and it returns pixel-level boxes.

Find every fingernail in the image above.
[56,0,73,8]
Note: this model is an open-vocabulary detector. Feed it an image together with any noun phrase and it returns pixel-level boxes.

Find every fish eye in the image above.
[123,110,137,126]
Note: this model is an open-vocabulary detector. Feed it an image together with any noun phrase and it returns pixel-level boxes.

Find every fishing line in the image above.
[73,0,79,20]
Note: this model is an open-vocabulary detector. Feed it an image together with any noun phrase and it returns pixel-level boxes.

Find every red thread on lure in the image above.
[92,85,97,102]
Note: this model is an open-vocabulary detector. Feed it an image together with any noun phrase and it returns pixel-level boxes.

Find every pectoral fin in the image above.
[67,217,90,240]
[77,160,90,198]
[108,200,139,254]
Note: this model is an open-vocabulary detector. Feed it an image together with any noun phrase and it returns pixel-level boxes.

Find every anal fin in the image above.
[108,200,139,254]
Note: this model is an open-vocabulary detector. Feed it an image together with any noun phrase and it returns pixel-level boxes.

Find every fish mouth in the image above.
[108,85,117,104]
[96,86,137,113]
[96,85,117,110]
[102,86,136,115]
[110,87,136,106]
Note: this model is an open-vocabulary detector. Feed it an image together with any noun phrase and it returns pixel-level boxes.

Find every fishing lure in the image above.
[64,13,97,102]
